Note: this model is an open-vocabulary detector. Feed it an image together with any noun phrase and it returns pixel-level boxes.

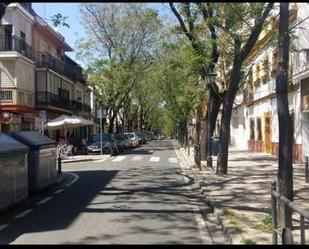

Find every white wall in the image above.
[2,4,34,45]
[231,105,248,150]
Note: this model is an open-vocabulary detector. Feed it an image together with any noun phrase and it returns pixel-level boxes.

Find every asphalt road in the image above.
[0,140,223,244]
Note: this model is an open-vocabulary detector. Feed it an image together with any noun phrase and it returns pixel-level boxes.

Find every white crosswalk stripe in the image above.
[132,155,143,161]
[112,156,126,162]
[168,157,178,163]
[150,156,160,162]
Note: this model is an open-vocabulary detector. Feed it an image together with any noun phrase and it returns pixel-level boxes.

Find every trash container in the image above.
[0,133,29,211]
[12,131,57,192]
[211,136,220,156]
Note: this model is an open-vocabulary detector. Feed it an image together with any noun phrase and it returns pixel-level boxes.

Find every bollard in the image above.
[58,156,62,175]
[271,181,278,245]
[305,156,308,183]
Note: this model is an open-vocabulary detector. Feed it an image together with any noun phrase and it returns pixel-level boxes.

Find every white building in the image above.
[229,3,308,163]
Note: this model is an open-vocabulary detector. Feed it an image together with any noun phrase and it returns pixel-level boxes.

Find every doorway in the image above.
[264,114,271,154]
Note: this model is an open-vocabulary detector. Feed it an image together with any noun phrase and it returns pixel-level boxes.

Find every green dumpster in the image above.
[211,136,219,156]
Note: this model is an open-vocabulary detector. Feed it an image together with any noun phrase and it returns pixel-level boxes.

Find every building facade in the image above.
[0,3,36,132]
[229,3,308,163]
[0,3,94,141]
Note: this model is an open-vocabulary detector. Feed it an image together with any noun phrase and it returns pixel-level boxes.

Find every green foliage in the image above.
[241,237,257,245]
[253,214,272,232]
[50,13,70,28]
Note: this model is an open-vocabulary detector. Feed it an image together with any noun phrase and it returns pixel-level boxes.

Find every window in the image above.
[257,118,262,141]
[272,49,279,78]
[254,65,261,88]
[0,25,12,50]
[18,91,25,104]
[306,49,309,63]
[250,118,255,140]
[27,93,33,105]
[20,31,26,53]
[58,88,69,100]
[262,57,270,83]
[0,90,13,101]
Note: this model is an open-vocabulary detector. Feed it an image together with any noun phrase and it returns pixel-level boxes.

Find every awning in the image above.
[45,114,94,129]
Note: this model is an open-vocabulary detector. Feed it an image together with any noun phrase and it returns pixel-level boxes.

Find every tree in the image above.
[78,3,161,132]
[276,2,293,229]
[169,3,221,160]
[215,3,274,174]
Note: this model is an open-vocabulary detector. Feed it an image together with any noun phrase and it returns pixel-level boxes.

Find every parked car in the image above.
[124,132,139,148]
[114,133,130,152]
[136,132,146,144]
[87,133,119,155]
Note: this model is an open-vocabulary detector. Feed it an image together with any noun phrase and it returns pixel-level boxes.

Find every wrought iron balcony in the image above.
[72,100,91,117]
[0,35,34,60]
[35,52,87,83]
[36,91,73,110]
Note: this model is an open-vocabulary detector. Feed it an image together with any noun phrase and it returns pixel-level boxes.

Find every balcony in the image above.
[35,52,87,83]
[36,91,73,111]
[72,100,91,118]
[0,35,34,60]
[35,52,75,80]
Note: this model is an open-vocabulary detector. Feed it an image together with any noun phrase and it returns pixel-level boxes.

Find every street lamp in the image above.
[99,105,107,155]
[205,72,217,168]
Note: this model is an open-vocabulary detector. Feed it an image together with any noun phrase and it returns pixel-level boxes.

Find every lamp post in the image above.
[205,72,217,168]
[99,105,107,155]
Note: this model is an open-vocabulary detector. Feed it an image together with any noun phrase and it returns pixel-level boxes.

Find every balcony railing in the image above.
[36,91,73,110]
[0,35,34,60]
[72,100,91,117]
[35,52,74,80]
[35,52,86,83]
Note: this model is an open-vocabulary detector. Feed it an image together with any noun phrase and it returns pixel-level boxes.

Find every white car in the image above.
[124,133,139,148]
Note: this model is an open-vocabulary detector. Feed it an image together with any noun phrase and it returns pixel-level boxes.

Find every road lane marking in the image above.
[14,209,33,219]
[36,197,53,205]
[54,189,65,194]
[112,156,126,162]
[65,172,80,188]
[132,155,143,161]
[0,224,9,231]
[150,156,160,162]
[168,157,178,163]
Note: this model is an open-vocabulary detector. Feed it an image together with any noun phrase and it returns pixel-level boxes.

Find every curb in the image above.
[62,155,111,164]
[177,144,243,244]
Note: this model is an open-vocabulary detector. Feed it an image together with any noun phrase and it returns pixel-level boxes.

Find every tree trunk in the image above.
[216,96,233,175]
[108,111,116,133]
[276,2,293,229]
[200,119,207,161]
[195,107,202,144]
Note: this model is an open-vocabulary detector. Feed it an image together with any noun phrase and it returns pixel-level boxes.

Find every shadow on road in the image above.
[0,170,118,244]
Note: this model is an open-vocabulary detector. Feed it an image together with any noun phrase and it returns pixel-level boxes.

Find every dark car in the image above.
[87,133,119,155]
[136,132,146,144]
[115,134,131,151]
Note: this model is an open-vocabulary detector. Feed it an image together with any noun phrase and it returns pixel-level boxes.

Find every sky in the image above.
[32,3,174,68]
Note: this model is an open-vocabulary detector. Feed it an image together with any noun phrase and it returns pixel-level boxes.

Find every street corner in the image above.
[54,172,80,190]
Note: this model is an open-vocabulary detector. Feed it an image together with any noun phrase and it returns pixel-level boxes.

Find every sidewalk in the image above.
[179,143,309,244]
